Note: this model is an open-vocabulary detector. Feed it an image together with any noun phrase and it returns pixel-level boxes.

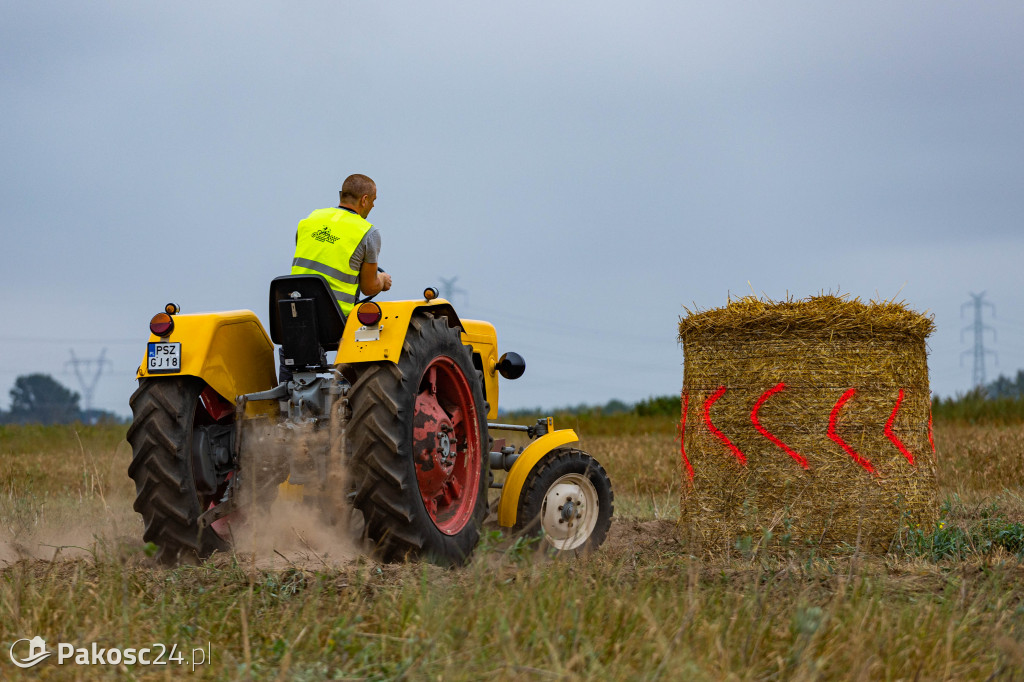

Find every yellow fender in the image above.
[339,298,502,420]
[496,428,580,528]
[338,298,460,363]
[136,310,277,407]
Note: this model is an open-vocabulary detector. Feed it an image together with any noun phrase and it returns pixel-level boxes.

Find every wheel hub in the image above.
[408,357,482,535]
[413,389,457,501]
[541,474,600,550]
[560,498,577,523]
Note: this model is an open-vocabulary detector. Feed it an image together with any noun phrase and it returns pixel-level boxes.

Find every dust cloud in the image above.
[227,498,366,570]
[222,414,369,570]
[0,416,370,570]
[0,499,140,565]
[0,487,368,570]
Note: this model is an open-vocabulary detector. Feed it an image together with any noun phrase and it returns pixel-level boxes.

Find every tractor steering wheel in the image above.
[356,266,386,305]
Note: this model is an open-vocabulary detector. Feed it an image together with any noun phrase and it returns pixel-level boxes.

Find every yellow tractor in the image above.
[127,276,613,565]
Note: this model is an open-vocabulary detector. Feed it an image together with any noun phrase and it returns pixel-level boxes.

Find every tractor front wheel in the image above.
[513,448,614,555]
[347,314,489,565]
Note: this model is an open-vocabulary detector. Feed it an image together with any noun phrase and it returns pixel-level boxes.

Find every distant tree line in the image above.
[500,394,681,419]
[0,373,124,425]
[932,371,1024,424]
[984,370,1024,399]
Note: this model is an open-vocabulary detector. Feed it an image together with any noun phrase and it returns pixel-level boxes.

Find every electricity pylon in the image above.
[961,292,997,389]
[438,276,468,307]
[66,348,112,415]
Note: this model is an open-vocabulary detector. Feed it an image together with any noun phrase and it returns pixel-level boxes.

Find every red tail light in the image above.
[150,313,174,336]
[356,301,382,326]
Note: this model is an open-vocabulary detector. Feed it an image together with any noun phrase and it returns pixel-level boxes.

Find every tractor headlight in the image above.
[495,352,526,380]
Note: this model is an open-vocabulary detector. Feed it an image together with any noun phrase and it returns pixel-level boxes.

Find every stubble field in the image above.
[2,418,1023,680]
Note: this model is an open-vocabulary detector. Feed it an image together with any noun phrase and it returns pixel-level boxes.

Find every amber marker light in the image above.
[356,301,382,326]
[423,287,439,301]
[164,302,180,315]
[150,312,174,336]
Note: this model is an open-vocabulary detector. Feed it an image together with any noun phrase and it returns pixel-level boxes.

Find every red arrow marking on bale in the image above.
[827,388,876,475]
[703,385,747,465]
[750,382,809,470]
[680,390,694,483]
[884,388,915,465]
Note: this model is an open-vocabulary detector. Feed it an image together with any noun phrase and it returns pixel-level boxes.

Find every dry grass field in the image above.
[2,419,1024,680]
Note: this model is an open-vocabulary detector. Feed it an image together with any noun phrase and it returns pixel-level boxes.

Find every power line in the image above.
[961,292,997,388]
[0,336,139,345]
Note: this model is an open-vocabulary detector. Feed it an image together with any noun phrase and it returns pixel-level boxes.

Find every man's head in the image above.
[339,174,377,218]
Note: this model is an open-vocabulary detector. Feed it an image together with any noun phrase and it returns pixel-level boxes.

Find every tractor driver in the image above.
[282,174,393,382]
[291,174,392,308]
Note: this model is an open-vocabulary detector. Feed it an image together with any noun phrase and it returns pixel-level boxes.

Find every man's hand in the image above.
[359,262,391,296]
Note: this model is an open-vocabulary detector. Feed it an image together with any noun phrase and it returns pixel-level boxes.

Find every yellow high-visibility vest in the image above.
[291,208,373,317]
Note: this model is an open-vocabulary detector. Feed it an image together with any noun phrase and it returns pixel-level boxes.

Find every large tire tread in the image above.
[347,315,489,564]
[127,377,229,565]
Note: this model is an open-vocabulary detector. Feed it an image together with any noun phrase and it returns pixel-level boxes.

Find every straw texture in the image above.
[678,294,937,553]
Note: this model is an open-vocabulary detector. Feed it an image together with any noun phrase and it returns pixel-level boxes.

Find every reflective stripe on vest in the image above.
[290,208,373,317]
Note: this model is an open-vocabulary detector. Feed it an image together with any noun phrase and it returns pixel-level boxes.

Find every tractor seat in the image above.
[268,274,346,374]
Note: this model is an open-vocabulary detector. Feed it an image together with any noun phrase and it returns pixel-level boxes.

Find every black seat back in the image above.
[269,275,346,372]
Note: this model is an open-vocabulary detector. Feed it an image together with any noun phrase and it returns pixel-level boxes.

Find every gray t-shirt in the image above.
[351,227,381,296]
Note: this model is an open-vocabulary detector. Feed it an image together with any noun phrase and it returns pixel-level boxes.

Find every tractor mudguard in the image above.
[339,299,502,420]
[496,428,580,528]
[338,299,460,363]
[135,310,277,405]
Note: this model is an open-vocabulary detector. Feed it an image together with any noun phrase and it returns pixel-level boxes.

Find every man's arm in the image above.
[359,262,392,296]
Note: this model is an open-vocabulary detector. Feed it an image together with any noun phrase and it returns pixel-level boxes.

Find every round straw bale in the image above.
[677,294,937,554]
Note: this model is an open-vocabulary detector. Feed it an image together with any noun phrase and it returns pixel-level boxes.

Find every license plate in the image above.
[148,342,181,373]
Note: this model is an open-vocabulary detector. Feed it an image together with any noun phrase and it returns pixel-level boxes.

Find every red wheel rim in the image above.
[412,356,482,535]
[194,388,236,539]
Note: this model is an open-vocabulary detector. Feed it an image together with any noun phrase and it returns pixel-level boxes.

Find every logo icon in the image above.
[311,227,339,244]
[9,636,52,668]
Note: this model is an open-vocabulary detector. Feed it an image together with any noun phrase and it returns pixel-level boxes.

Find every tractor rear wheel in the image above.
[127,377,233,564]
[513,448,614,555]
[346,314,490,565]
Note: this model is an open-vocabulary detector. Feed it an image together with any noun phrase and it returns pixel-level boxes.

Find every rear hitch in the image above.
[198,482,238,529]
[488,417,553,439]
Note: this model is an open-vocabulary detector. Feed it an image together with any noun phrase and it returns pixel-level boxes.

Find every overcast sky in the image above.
[2,1,1022,417]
